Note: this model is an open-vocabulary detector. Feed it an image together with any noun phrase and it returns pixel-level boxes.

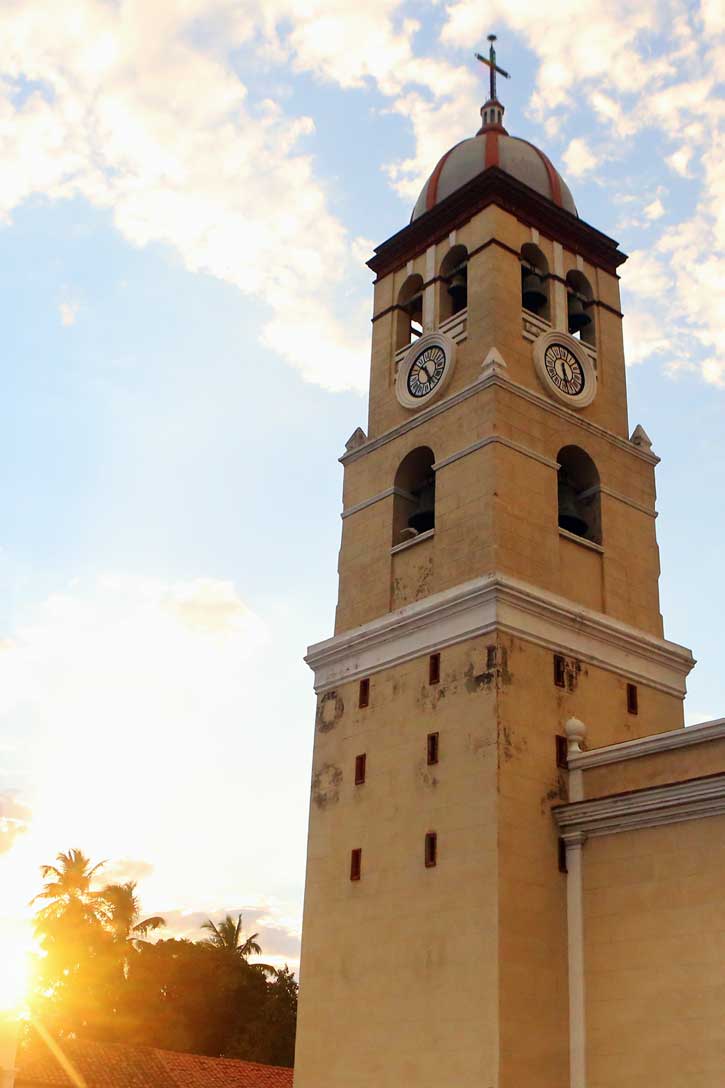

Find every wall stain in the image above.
[500,723,528,762]
[312,762,343,808]
[540,773,567,812]
[316,690,344,732]
[464,645,513,693]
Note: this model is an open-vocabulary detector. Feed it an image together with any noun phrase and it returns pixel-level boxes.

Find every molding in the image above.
[554,773,725,841]
[569,717,725,771]
[367,167,627,280]
[390,528,435,555]
[599,485,657,519]
[341,487,414,520]
[340,370,659,468]
[566,840,587,1088]
[433,434,558,473]
[558,528,604,554]
[305,571,695,695]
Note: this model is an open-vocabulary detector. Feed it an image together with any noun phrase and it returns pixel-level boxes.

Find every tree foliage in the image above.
[29,849,298,1068]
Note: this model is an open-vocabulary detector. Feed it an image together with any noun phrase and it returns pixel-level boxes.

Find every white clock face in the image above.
[396,332,456,410]
[407,344,447,399]
[533,331,596,409]
[544,343,586,397]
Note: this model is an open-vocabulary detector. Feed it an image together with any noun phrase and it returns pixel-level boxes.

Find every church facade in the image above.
[294,50,723,1088]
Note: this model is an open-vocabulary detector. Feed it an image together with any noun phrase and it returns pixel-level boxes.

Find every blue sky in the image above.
[0,0,722,974]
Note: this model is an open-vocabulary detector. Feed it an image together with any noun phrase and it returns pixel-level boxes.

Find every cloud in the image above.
[0,573,310,931]
[58,301,79,326]
[644,197,665,220]
[1,0,370,392]
[562,137,598,178]
[1,0,722,393]
[0,791,31,855]
[161,906,301,971]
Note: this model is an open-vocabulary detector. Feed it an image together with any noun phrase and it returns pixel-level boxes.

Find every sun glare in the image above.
[0,940,31,1015]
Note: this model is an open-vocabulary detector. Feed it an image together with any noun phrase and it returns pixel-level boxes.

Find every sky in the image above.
[0,0,723,983]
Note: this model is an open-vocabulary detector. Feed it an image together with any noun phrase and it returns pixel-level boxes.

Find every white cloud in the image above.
[0,573,310,933]
[0,0,722,392]
[666,145,694,177]
[0,0,372,393]
[644,197,665,220]
[562,137,598,178]
[58,301,79,326]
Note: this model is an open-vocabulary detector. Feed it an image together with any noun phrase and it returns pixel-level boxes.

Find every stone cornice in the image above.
[367,168,627,280]
[569,717,725,771]
[432,434,559,472]
[305,571,694,695]
[340,370,660,468]
[553,773,725,842]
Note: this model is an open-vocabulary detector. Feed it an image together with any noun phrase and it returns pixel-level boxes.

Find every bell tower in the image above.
[294,44,694,1088]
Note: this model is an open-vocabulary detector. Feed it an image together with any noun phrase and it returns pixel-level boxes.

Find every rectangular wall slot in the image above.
[627,683,638,715]
[554,654,566,688]
[425,832,438,868]
[429,653,441,685]
[359,677,370,708]
[427,732,439,765]
[355,753,366,785]
[350,848,362,881]
[555,734,568,769]
[558,839,568,874]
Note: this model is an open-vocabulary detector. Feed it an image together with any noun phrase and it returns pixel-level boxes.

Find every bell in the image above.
[567,293,592,334]
[408,481,435,534]
[522,271,547,312]
[447,271,467,309]
[558,478,588,537]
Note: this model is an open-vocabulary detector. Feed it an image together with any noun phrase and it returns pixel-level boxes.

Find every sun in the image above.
[0,940,31,1015]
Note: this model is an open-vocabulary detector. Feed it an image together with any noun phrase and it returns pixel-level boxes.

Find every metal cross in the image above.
[475,34,510,101]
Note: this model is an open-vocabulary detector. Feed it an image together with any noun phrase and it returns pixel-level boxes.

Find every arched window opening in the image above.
[557,446,601,544]
[396,274,424,350]
[393,446,436,543]
[566,270,595,346]
[439,245,468,324]
[521,244,550,320]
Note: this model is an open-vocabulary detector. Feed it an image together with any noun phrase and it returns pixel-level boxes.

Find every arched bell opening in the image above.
[393,446,436,544]
[566,270,595,346]
[396,274,424,350]
[520,243,550,321]
[557,446,601,544]
[438,245,468,324]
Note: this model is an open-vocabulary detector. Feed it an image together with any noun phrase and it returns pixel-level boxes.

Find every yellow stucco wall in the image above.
[584,818,725,1086]
[294,637,500,1088]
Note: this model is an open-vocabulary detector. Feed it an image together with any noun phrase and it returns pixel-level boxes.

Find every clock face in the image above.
[407,344,447,399]
[544,342,586,396]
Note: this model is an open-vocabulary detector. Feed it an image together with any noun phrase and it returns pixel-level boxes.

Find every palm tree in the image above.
[32,848,107,931]
[201,914,262,958]
[100,882,165,945]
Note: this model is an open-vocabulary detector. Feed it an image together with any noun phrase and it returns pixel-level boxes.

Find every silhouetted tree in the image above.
[29,848,297,1067]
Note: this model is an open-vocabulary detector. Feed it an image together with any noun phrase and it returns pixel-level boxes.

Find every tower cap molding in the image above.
[306,571,695,696]
[368,167,627,280]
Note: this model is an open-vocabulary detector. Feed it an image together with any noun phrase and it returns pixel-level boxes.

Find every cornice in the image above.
[367,168,627,281]
[340,370,660,468]
[569,717,725,771]
[432,433,559,473]
[554,773,725,842]
[305,571,695,696]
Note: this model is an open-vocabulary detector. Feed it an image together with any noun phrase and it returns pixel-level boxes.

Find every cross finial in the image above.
[475,33,510,103]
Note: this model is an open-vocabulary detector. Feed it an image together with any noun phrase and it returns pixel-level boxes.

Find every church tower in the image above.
[294,42,695,1088]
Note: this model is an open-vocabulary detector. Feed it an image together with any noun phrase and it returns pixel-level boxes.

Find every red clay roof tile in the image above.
[17,1036,293,1088]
